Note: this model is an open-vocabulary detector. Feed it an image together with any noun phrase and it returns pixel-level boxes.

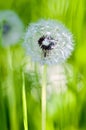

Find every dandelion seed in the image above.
[0,10,24,47]
[24,19,74,65]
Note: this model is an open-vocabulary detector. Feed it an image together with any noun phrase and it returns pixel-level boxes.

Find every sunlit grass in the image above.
[0,0,86,130]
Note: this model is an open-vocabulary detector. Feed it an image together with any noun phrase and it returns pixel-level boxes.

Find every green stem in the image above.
[6,47,18,130]
[42,65,47,130]
[22,72,28,130]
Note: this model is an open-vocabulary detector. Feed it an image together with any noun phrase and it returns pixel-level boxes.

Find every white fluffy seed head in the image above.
[24,19,74,65]
[0,10,24,47]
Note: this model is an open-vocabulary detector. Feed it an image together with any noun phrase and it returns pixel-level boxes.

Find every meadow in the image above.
[0,0,86,130]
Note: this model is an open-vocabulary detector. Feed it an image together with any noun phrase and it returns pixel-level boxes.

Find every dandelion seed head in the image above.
[0,10,24,47]
[24,19,74,65]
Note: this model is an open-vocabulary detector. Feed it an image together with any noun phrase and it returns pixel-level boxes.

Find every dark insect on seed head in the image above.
[38,35,45,46]
[38,35,57,57]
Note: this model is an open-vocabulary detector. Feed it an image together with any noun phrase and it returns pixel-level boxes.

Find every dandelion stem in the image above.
[22,72,28,130]
[42,65,47,130]
[6,47,18,130]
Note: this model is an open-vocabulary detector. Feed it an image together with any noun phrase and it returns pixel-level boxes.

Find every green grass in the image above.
[0,0,86,130]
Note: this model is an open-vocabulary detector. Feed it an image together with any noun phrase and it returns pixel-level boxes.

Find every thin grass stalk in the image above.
[22,72,28,130]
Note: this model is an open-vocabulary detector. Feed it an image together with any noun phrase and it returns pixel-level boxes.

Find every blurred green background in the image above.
[0,0,86,130]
